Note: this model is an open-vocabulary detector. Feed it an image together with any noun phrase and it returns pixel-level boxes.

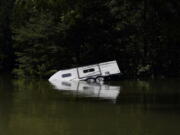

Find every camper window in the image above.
[62,73,71,78]
[83,68,95,73]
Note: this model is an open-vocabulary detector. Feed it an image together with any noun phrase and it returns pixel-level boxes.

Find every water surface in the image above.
[0,76,180,135]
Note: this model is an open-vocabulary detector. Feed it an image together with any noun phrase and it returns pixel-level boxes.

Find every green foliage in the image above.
[0,0,15,71]
[13,9,62,77]
[0,0,180,78]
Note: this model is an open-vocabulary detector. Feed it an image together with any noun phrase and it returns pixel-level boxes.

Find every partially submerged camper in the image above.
[48,60,121,82]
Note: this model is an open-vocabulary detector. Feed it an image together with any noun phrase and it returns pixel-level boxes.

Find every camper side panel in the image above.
[60,69,79,81]
[78,65,101,79]
[49,68,78,81]
[100,61,120,76]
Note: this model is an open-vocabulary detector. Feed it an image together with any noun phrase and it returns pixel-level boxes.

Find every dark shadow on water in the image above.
[1,76,180,135]
[115,79,180,110]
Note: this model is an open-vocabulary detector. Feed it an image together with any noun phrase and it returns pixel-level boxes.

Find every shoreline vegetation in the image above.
[0,0,180,79]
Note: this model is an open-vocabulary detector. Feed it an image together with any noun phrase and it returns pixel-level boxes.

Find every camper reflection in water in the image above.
[49,80,120,101]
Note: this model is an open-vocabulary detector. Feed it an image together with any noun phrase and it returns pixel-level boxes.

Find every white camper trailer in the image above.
[48,60,121,82]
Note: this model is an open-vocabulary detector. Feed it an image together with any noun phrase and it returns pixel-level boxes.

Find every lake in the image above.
[0,76,180,135]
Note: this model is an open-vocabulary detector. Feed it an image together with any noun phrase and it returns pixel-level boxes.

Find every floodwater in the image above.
[0,76,180,135]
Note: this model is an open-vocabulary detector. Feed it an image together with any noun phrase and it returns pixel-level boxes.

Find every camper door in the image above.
[78,65,101,79]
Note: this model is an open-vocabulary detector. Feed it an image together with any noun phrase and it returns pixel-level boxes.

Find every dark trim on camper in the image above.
[77,68,80,79]
[62,73,72,78]
[77,65,102,80]
[83,68,95,73]
[97,64,102,75]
